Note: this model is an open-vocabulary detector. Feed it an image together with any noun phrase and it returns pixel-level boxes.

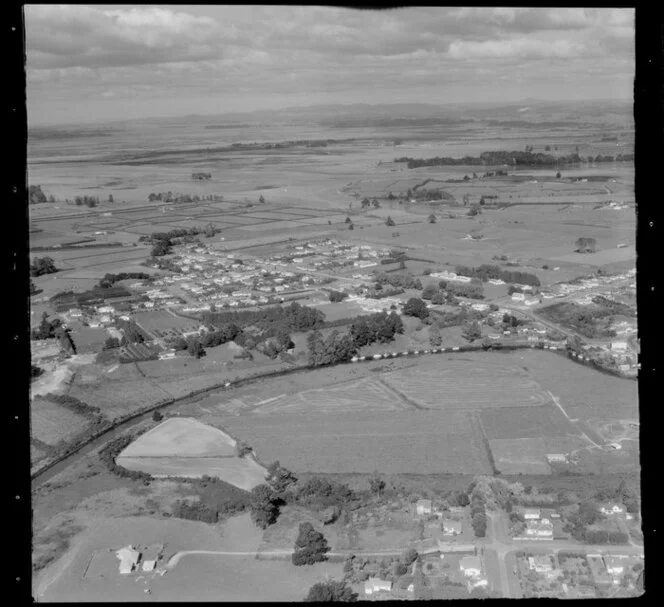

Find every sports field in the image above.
[479,405,582,440]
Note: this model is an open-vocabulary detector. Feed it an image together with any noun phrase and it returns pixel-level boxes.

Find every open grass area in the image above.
[489,436,594,475]
[382,355,550,410]
[31,397,91,446]
[219,409,492,474]
[479,405,582,440]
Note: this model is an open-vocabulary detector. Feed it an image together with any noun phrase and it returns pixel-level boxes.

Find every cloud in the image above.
[25,5,225,69]
[447,37,587,61]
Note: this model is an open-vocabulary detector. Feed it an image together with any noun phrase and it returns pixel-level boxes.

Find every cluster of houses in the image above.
[270,240,389,273]
[586,553,643,587]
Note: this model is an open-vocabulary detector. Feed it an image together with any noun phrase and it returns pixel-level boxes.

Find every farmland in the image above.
[31,397,91,446]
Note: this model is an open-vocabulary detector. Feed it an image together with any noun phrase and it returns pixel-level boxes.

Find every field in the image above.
[132,309,201,337]
[489,436,594,475]
[218,410,493,474]
[249,377,410,414]
[479,405,582,440]
[116,418,266,490]
[382,356,551,409]
[31,397,91,446]
[118,418,237,457]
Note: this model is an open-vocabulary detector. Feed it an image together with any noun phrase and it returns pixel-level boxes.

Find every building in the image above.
[364,578,392,595]
[511,292,526,302]
[528,555,554,574]
[116,546,140,575]
[599,503,627,516]
[546,454,567,464]
[459,556,482,577]
[442,519,463,536]
[604,556,625,577]
[416,499,433,516]
[611,340,628,351]
[524,518,553,540]
[521,508,541,520]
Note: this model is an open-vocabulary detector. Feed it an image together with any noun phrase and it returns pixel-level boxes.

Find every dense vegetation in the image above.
[395,150,595,169]
[171,476,252,523]
[97,272,152,289]
[539,302,617,339]
[73,195,100,207]
[292,522,330,566]
[99,434,153,484]
[30,256,58,277]
[305,581,358,602]
[349,311,404,347]
[29,184,49,204]
[147,192,224,202]
[201,302,325,333]
[191,172,212,180]
[373,271,422,290]
[454,264,541,287]
[575,237,597,253]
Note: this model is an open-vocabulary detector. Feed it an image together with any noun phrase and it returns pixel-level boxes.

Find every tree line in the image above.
[97,272,152,289]
[454,264,541,287]
[147,192,224,203]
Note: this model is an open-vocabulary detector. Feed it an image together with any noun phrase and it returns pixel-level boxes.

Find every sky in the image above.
[24,5,635,126]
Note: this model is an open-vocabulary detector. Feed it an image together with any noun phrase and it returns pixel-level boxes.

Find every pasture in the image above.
[31,397,91,446]
[479,405,582,440]
[489,436,593,475]
[218,410,493,474]
[118,418,236,457]
[116,418,266,490]
[382,356,550,410]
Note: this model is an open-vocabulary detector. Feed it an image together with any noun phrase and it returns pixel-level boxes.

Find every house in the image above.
[603,556,625,577]
[611,340,628,351]
[364,578,392,595]
[142,560,156,572]
[416,499,432,516]
[116,545,140,575]
[521,508,541,520]
[442,519,463,536]
[528,555,553,573]
[459,556,482,577]
[546,454,567,464]
[599,503,626,516]
[524,518,553,539]
[511,292,526,301]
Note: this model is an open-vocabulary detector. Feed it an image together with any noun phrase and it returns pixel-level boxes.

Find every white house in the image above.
[116,546,140,575]
[364,578,392,595]
[442,519,463,536]
[511,292,526,302]
[599,503,626,516]
[524,518,553,540]
[416,499,433,516]
[528,556,553,574]
[459,556,482,578]
[522,508,541,520]
[611,341,628,352]
[603,556,625,576]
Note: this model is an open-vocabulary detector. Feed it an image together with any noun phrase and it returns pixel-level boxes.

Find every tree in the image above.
[575,237,597,253]
[151,239,172,257]
[454,492,470,507]
[31,364,44,380]
[187,337,205,359]
[259,195,266,204]
[401,548,418,566]
[29,279,39,296]
[30,256,57,277]
[235,440,252,458]
[369,472,385,497]
[345,216,352,224]
[348,223,354,230]
[305,581,358,602]
[250,484,281,529]
[428,213,436,224]
[462,321,482,342]
[403,297,429,320]
[29,185,48,204]
[152,411,163,422]
[307,329,325,366]
[385,216,395,227]
[361,197,371,209]
[292,522,330,566]
[429,323,442,347]
[108,194,114,203]
[371,199,380,208]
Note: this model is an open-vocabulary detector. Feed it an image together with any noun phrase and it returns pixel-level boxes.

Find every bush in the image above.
[305,581,358,602]
[152,411,163,422]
